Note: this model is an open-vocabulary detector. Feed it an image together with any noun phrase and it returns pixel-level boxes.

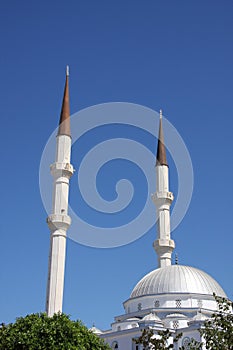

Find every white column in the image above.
[152,165,175,268]
[46,134,73,316]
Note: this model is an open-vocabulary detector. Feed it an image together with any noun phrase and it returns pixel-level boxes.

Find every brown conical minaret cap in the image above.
[58,66,71,137]
[156,109,168,166]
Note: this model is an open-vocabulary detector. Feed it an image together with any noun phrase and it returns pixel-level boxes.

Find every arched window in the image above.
[111,341,118,349]
[182,337,191,350]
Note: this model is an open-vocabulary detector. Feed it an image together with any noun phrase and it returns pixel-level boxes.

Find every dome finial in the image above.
[175,253,179,265]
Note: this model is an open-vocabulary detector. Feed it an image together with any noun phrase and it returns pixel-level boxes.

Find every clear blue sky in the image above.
[1,1,233,330]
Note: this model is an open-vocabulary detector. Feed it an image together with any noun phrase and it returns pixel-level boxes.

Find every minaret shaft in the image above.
[152,113,175,268]
[46,231,66,316]
[46,70,73,316]
[156,165,169,192]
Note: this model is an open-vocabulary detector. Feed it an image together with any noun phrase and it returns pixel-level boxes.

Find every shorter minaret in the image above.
[46,67,74,316]
[152,110,175,268]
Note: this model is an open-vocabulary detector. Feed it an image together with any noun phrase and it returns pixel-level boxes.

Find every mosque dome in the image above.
[89,326,103,334]
[130,265,226,298]
[142,312,161,321]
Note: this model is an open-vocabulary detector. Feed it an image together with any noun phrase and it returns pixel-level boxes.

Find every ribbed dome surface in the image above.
[130,265,226,298]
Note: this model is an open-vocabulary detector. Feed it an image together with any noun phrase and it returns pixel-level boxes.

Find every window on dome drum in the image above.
[154,300,160,307]
[173,320,179,329]
[182,337,191,350]
[137,303,142,311]
[175,299,182,308]
[117,326,121,331]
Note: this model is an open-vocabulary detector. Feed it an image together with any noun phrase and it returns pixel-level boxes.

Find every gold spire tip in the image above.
[66,65,69,76]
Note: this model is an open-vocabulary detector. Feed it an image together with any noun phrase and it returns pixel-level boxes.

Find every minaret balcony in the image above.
[152,191,174,206]
[153,239,175,256]
[50,162,74,178]
[47,213,71,231]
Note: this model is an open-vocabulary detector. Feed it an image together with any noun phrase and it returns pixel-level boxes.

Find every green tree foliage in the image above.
[198,294,233,350]
[183,294,233,350]
[0,313,110,350]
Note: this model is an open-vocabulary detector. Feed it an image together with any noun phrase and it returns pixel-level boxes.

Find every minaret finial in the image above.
[58,67,71,136]
[66,65,69,76]
[156,110,168,166]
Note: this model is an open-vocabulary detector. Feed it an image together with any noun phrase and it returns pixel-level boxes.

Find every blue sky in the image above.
[1,1,233,330]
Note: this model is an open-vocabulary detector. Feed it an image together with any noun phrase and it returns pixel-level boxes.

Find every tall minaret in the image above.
[152,110,175,268]
[46,67,74,316]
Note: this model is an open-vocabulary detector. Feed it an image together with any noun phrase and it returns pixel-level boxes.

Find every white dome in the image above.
[130,265,226,298]
[89,326,102,334]
[192,311,209,322]
[165,313,187,319]
[142,312,161,321]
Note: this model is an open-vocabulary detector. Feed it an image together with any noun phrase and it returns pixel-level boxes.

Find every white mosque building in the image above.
[46,70,229,350]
